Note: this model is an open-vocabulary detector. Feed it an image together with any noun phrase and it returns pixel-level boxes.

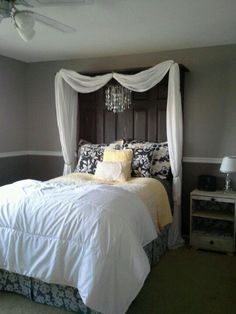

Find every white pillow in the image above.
[95,161,131,182]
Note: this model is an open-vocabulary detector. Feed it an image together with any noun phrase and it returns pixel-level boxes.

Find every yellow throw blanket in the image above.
[50,173,173,232]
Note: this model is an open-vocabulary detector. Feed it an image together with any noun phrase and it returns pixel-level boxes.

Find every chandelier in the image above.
[105,84,132,113]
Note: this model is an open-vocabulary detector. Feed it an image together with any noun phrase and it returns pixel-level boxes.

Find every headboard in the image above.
[77,67,187,144]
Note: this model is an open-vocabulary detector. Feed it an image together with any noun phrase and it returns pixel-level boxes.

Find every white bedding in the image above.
[51,172,173,231]
[0,179,157,314]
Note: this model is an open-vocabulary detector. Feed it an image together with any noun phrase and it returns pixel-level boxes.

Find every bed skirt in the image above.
[0,226,169,313]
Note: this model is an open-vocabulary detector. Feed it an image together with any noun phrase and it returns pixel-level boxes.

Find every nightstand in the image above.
[190,189,236,254]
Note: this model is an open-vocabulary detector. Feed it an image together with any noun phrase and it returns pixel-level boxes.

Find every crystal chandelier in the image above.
[105,84,132,113]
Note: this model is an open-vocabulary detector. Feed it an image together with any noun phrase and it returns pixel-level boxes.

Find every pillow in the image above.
[130,146,155,177]
[75,143,107,174]
[103,148,133,163]
[124,140,171,179]
[151,142,170,180]
[95,161,131,182]
[77,139,92,160]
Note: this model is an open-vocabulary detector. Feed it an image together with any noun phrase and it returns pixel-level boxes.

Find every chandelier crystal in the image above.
[105,84,132,113]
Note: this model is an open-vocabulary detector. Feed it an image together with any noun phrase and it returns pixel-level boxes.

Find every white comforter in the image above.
[0,179,157,314]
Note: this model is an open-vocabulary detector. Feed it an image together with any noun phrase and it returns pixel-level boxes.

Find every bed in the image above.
[0,172,172,314]
[0,61,186,313]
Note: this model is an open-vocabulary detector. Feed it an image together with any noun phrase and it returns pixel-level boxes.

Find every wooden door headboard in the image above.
[77,66,187,144]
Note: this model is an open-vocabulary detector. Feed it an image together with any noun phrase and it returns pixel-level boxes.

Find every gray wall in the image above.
[0,55,27,152]
[0,55,28,185]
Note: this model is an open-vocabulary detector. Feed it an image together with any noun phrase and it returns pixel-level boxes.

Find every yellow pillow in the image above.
[103,148,133,163]
[95,161,131,182]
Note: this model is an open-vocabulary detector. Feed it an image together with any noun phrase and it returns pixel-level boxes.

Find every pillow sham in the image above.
[124,140,170,179]
[151,142,170,180]
[103,148,133,163]
[77,138,92,158]
[95,161,131,182]
[130,146,155,177]
[75,143,107,174]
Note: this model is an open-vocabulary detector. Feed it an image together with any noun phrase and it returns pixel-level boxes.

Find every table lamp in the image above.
[220,156,236,192]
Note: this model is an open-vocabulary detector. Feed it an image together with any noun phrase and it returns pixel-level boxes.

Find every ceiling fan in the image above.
[0,0,89,42]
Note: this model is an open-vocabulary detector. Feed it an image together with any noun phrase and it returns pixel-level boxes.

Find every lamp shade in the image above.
[220,156,236,173]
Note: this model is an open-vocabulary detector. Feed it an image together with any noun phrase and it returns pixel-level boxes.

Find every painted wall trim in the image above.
[183,157,222,164]
[0,151,63,158]
[0,151,29,158]
[28,150,63,157]
[0,151,222,163]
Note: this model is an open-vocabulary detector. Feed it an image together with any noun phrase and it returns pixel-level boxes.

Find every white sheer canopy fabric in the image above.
[55,77,78,175]
[55,60,184,248]
[166,64,185,248]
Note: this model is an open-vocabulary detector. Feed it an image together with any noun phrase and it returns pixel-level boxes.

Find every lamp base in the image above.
[223,173,232,192]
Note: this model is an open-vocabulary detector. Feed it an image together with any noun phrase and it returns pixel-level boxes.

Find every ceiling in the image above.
[0,0,235,63]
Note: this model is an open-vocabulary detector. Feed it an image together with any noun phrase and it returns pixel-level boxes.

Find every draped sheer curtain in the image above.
[55,60,184,248]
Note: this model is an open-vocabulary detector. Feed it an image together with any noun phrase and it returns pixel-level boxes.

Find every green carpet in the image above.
[1,246,236,314]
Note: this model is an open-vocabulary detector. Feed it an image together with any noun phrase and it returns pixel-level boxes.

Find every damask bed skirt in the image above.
[0,226,169,314]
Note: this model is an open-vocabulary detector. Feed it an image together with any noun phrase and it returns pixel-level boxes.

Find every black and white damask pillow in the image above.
[130,146,155,177]
[124,141,154,177]
[124,140,170,179]
[151,142,170,180]
[75,144,107,174]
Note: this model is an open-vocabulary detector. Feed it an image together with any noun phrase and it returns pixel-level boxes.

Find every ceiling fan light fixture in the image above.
[15,24,35,41]
[2,1,77,42]
[14,11,35,30]
[14,11,35,41]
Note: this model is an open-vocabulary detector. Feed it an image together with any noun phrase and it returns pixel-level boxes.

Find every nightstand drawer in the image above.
[191,233,234,252]
[192,195,235,204]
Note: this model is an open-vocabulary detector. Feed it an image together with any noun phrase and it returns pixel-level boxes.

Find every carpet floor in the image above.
[0,246,236,314]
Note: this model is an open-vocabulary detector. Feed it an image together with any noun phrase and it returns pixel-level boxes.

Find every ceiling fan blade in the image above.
[14,0,33,7]
[15,0,92,7]
[29,11,76,33]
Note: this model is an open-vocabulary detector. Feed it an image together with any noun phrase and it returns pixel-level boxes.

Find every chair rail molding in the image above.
[0,151,63,158]
[183,157,222,164]
[0,151,222,164]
